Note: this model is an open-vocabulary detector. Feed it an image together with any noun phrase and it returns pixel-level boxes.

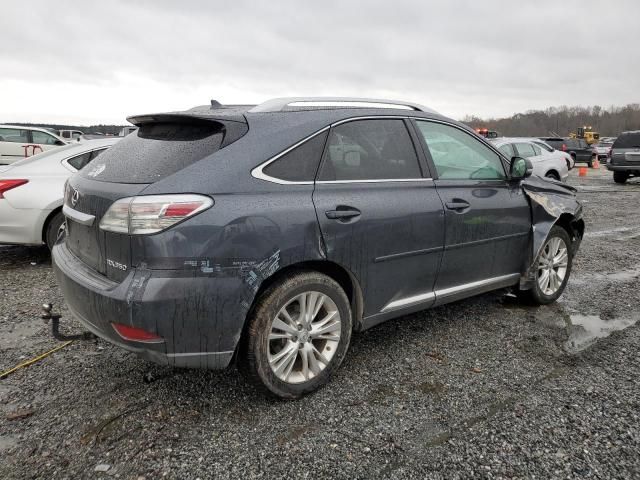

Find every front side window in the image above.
[415,121,505,180]
[318,119,421,181]
[0,128,29,143]
[262,130,328,182]
[32,131,59,145]
[498,143,515,158]
[514,143,537,158]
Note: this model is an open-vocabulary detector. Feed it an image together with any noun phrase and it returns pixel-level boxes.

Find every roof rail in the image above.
[248,97,438,114]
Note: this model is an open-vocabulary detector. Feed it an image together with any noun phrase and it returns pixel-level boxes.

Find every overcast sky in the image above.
[1,0,638,125]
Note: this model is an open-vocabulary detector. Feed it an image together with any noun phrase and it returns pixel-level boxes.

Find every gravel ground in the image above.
[1,167,639,479]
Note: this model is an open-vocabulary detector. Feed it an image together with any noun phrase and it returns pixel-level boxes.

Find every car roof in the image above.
[127,97,448,126]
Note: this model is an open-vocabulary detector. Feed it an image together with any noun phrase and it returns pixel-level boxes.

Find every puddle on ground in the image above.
[570,265,640,286]
[535,308,638,354]
[563,314,638,353]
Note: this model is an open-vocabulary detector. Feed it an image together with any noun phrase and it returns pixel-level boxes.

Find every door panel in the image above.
[412,120,532,294]
[313,181,444,316]
[434,179,530,290]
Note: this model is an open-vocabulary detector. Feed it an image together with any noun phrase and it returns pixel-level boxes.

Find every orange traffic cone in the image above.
[578,167,588,177]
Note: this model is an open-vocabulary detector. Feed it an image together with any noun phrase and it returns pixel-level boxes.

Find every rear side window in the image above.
[80,121,225,183]
[612,133,640,149]
[67,148,107,170]
[262,131,328,182]
[318,119,421,181]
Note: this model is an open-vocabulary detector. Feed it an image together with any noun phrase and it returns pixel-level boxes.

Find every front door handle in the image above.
[445,200,470,211]
[325,207,361,220]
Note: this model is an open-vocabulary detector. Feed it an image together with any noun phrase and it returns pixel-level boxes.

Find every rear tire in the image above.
[613,171,628,184]
[520,226,572,305]
[241,270,352,399]
[45,211,65,250]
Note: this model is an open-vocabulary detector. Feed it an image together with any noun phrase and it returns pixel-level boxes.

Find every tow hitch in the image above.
[41,303,95,341]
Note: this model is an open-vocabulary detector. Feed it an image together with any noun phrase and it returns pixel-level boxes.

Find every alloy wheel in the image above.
[268,291,341,384]
[537,236,569,295]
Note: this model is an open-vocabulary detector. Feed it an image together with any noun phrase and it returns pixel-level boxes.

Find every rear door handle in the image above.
[325,207,361,220]
[445,200,470,211]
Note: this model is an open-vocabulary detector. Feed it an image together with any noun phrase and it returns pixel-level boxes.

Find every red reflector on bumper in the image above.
[111,323,164,343]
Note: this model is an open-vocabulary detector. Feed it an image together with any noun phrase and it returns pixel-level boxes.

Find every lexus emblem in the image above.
[71,189,79,207]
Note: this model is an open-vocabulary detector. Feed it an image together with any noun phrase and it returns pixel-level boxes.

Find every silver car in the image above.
[490,138,569,182]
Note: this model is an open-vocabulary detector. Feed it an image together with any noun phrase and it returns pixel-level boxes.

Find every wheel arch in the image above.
[553,212,585,253]
[232,260,365,365]
[41,205,63,243]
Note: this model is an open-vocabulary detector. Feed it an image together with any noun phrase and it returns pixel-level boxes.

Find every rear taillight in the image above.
[0,179,28,199]
[111,323,163,343]
[99,194,213,235]
[561,144,567,151]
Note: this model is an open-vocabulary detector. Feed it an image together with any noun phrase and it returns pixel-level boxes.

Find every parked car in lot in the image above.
[0,125,67,165]
[490,138,569,182]
[607,130,640,184]
[529,138,575,170]
[540,137,594,167]
[592,139,615,161]
[0,138,120,249]
[53,98,584,398]
[58,129,85,140]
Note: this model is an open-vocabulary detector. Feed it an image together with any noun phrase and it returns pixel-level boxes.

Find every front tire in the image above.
[241,271,352,399]
[613,171,628,184]
[522,226,572,305]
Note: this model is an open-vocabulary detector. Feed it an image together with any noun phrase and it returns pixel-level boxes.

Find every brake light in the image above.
[0,179,28,199]
[112,323,163,343]
[99,194,213,234]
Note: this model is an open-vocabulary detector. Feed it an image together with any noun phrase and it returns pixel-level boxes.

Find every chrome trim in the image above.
[381,291,435,313]
[378,273,521,314]
[62,205,95,226]
[436,273,520,299]
[248,97,438,114]
[250,126,329,185]
[317,178,433,185]
[167,351,234,358]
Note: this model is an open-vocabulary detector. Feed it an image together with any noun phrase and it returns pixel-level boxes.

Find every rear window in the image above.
[612,133,640,149]
[80,121,224,183]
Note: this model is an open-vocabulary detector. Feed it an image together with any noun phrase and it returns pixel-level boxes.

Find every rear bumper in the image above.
[52,241,239,369]
[606,164,640,173]
[0,201,47,245]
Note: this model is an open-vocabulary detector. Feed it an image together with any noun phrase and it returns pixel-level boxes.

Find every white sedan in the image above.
[0,137,120,249]
[490,137,569,182]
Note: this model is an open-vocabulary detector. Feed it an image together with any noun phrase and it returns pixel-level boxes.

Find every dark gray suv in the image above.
[53,98,584,398]
[607,130,640,183]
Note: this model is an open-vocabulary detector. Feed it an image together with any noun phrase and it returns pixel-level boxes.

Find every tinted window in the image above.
[612,133,640,149]
[32,131,59,145]
[67,152,92,170]
[318,119,421,181]
[416,121,505,180]
[80,121,225,183]
[0,128,28,143]
[498,143,515,158]
[67,148,107,170]
[262,131,328,182]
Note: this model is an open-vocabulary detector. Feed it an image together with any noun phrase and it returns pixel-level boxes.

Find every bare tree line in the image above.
[463,104,640,137]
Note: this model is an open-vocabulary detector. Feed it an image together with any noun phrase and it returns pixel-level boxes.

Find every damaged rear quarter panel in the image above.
[128,186,325,359]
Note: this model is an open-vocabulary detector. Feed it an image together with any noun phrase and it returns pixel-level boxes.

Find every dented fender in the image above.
[520,176,584,288]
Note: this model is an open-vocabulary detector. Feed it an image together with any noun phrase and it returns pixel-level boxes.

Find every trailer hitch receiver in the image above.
[41,303,95,341]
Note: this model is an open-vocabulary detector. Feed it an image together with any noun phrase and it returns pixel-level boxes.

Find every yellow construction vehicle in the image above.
[570,126,600,144]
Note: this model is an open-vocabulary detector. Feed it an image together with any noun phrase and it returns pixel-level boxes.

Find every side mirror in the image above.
[509,156,533,180]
